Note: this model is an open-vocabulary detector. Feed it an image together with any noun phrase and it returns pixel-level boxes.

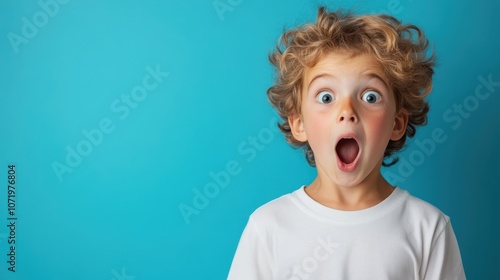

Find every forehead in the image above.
[303,52,389,89]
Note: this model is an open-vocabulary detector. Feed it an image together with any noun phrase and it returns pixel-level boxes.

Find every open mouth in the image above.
[335,138,360,165]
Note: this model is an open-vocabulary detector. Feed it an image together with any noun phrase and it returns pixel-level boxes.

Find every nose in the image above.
[337,97,358,123]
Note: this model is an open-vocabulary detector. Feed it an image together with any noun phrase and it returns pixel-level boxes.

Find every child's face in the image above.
[289,52,408,188]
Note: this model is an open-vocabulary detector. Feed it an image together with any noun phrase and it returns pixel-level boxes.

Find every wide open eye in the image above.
[361,90,382,104]
[316,91,334,104]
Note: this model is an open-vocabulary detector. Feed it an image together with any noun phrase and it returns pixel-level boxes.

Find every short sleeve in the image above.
[423,220,466,280]
[227,216,274,280]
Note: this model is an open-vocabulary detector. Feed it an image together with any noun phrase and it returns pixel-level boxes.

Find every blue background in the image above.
[1,0,499,279]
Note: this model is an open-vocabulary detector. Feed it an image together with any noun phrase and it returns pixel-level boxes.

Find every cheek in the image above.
[365,113,394,141]
[303,115,331,150]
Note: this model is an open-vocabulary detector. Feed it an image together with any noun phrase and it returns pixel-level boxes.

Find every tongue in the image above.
[336,139,359,164]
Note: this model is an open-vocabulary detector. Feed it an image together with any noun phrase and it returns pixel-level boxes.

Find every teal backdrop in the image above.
[1,0,498,279]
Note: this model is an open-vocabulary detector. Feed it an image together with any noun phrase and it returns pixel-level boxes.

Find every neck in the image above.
[305,168,394,211]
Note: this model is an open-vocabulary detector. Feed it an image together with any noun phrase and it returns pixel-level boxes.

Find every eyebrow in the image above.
[307,73,335,88]
[363,72,390,89]
[307,72,390,89]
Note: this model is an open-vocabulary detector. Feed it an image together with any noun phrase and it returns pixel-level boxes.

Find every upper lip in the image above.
[335,132,360,145]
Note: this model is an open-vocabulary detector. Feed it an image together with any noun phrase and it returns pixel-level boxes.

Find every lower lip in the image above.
[336,151,360,172]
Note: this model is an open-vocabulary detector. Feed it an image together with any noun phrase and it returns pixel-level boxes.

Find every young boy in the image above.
[228,7,466,280]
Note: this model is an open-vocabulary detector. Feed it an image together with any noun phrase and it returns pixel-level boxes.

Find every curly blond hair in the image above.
[267,7,436,166]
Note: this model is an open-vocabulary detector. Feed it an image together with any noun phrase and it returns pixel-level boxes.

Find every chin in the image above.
[336,177,365,188]
[325,171,366,188]
[324,161,379,188]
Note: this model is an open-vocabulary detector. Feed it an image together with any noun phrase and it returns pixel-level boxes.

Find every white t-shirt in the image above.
[228,186,466,280]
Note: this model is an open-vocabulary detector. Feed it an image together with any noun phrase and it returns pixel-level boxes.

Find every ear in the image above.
[391,110,408,141]
[288,114,308,142]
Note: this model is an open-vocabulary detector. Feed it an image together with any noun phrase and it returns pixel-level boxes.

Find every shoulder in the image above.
[398,190,466,278]
[398,189,450,232]
[251,189,298,219]
[246,187,305,229]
